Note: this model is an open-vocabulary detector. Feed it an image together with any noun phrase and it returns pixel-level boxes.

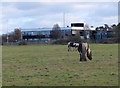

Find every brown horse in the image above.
[78,43,92,61]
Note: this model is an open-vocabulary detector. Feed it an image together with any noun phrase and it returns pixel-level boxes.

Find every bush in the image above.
[67,36,85,43]
[52,39,68,45]
[100,38,119,44]
[52,35,85,45]
[18,41,28,45]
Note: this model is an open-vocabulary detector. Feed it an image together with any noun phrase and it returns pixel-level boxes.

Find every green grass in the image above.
[2,44,118,86]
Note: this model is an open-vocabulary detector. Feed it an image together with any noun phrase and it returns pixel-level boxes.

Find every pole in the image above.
[63,12,65,28]
[7,19,9,44]
[63,12,65,38]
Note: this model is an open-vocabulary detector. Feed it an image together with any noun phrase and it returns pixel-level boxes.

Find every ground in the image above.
[2,44,119,86]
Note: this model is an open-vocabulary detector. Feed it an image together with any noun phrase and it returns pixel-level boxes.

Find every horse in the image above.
[68,42,79,51]
[78,43,92,61]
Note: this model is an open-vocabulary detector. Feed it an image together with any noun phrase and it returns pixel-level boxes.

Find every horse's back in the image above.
[78,43,88,53]
[68,42,75,47]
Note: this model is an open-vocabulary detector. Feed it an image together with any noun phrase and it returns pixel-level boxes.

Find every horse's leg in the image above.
[68,46,70,51]
[68,46,70,52]
[80,53,84,61]
[75,46,78,51]
[81,53,87,61]
[84,56,87,61]
[74,46,77,51]
[70,47,71,51]
[80,53,82,61]
[74,47,76,51]
[84,53,87,61]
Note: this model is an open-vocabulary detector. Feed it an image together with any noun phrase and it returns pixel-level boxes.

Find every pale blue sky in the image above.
[0,1,118,34]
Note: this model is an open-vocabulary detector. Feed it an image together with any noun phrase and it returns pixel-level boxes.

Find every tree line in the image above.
[1,29,22,43]
[1,23,120,45]
[1,24,61,44]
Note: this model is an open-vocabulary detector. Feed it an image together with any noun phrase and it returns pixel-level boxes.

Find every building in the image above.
[20,23,112,42]
[21,28,52,40]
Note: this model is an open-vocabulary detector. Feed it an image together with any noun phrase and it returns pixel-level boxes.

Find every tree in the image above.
[104,24,109,29]
[8,32,15,42]
[14,29,22,41]
[113,23,120,38]
[51,24,61,39]
[1,28,22,44]
[2,34,7,43]
[115,23,120,31]
[111,24,117,29]
[99,26,105,30]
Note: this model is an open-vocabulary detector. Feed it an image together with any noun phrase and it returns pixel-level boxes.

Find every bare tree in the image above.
[1,28,22,44]
[8,32,15,42]
[2,34,7,43]
[51,24,61,39]
[14,29,22,41]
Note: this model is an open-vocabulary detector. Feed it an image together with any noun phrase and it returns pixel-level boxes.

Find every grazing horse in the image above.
[68,42,79,51]
[78,43,92,61]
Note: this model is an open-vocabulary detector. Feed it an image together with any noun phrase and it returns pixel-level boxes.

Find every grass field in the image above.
[2,44,118,86]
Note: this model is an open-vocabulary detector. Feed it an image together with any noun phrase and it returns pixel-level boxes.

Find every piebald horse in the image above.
[78,43,92,61]
[68,42,79,51]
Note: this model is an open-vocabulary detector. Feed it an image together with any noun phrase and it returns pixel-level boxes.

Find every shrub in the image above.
[100,38,119,44]
[67,36,85,43]
[52,39,68,45]
[52,35,85,45]
[18,41,28,45]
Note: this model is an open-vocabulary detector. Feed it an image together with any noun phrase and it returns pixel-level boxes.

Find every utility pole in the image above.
[63,12,65,38]
[7,19,9,44]
[63,12,65,28]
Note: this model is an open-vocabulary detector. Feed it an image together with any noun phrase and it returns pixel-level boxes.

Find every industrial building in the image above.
[20,23,113,42]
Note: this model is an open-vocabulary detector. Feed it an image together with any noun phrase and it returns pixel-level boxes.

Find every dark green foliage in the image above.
[18,41,27,45]
[53,35,85,44]
[67,35,85,43]
[52,39,68,45]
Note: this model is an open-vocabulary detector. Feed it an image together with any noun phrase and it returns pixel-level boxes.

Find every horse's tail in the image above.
[78,43,82,53]
[86,43,92,60]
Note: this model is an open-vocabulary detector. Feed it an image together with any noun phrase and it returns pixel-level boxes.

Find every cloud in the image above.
[1,0,119,2]
[72,3,96,10]
[0,2,118,34]
[93,2,118,17]
[101,16,118,25]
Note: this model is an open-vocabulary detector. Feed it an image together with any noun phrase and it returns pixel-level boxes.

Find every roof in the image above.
[20,28,52,32]
[20,27,72,32]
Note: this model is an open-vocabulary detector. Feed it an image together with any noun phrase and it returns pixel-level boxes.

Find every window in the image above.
[71,23,84,27]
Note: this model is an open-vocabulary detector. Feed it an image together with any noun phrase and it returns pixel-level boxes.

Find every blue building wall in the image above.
[21,28,113,42]
[94,30,107,42]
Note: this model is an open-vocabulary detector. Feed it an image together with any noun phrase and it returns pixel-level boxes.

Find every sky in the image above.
[0,0,119,35]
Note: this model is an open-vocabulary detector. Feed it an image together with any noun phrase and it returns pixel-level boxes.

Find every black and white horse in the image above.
[78,43,92,61]
[68,42,79,51]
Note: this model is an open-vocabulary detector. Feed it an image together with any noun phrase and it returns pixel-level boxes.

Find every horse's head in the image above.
[87,48,92,60]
